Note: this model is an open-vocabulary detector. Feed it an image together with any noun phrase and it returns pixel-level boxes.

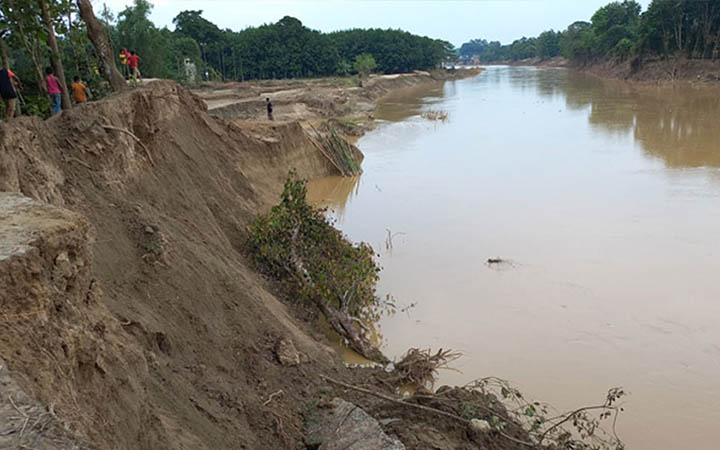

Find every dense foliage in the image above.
[184,18,454,80]
[459,0,720,64]
[248,173,380,319]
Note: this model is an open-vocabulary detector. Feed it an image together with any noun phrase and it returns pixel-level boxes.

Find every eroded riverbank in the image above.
[1,76,552,450]
[500,56,720,84]
[193,68,483,133]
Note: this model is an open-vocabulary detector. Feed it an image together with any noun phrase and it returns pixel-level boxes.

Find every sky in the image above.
[97,0,653,47]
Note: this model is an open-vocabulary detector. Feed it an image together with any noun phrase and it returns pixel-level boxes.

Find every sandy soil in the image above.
[193,69,484,131]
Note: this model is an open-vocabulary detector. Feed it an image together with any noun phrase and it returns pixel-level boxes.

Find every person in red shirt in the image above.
[127,50,142,85]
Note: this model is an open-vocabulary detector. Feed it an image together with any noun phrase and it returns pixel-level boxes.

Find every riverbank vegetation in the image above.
[460,0,720,66]
[248,172,388,362]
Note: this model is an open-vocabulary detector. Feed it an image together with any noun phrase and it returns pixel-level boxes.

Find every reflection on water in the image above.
[521,69,720,168]
[374,82,447,122]
[307,66,720,450]
[306,175,360,218]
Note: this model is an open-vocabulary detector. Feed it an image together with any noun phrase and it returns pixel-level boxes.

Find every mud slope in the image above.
[0,82,351,449]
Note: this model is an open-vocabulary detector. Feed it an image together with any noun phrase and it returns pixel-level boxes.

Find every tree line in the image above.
[0,0,454,117]
[171,10,454,80]
[460,0,720,64]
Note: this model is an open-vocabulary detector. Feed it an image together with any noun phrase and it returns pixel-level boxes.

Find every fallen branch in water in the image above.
[248,173,387,362]
[305,130,346,175]
[288,227,387,363]
[465,378,626,450]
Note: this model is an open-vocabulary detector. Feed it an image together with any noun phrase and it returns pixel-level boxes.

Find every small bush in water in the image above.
[248,172,380,318]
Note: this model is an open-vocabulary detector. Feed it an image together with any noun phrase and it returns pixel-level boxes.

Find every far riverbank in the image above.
[492,56,720,84]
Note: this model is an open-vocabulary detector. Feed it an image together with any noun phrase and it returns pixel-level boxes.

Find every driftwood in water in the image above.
[289,227,388,363]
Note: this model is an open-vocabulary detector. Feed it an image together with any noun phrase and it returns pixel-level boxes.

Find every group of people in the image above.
[0,48,143,121]
[45,68,92,115]
[119,48,142,84]
[1,65,92,121]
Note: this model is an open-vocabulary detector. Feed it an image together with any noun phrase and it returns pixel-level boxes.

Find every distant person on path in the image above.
[266,97,273,120]
[183,57,197,84]
[119,48,129,78]
[127,50,142,86]
[71,76,91,104]
[0,67,21,120]
[44,67,64,116]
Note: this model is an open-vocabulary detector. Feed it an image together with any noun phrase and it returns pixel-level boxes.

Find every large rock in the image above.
[305,397,405,450]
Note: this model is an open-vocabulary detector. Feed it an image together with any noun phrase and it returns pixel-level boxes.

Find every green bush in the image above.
[248,172,380,318]
[611,38,635,61]
[18,94,50,119]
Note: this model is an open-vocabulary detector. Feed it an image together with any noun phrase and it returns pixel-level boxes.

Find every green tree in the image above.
[353,52,376,86]
[590,0,641,56]
[2,0,47,90]
[173,10,222,74]
[560,21,593,60]
[535,30,561,59]
[508,37,536,61]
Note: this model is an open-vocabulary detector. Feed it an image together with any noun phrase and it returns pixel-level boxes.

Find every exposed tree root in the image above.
[100,123,155,166]
[389,348,462,386]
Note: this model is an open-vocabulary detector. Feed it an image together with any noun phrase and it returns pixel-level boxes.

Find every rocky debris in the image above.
[0,358,85,450]
[305,398,405,450]
[470,418,492,433]
[275,337,301,366]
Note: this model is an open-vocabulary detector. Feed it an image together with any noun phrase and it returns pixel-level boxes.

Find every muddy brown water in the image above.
[307,66,720,450]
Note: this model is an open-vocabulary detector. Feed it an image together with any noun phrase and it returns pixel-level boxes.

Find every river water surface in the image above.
[307,66,720,450]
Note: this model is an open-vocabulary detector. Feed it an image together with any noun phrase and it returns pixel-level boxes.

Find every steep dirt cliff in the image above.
[0,82,351,450]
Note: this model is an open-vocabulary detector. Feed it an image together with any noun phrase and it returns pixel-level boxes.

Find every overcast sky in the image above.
[97,0,653,47]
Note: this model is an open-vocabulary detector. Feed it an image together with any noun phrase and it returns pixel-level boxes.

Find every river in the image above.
[307,66,720,450]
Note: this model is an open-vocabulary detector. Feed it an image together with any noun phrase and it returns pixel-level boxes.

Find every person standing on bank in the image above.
[44,67,65,116]
[71,76,91,104]
[266,97,273,121]
[127,50,142,86]
[0,66,22,120]
[119,48,130,78]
